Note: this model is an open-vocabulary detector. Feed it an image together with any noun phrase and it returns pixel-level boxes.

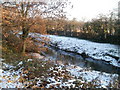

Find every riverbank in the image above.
[1,33,120,88]
[30,33,120,68]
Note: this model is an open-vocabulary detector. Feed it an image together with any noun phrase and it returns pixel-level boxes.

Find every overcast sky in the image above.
[1,0,119,21]
[66,0,120,21]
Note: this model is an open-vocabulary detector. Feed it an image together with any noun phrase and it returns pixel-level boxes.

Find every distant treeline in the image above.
[47,30,120,45]
[46,13,120,45]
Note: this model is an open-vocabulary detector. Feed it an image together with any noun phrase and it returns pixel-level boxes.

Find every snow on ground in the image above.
[37,35,120,67]
[22,33,120,88]
[66,65,118,87]
[0,58,23,88]
[0,69,23,88]
[41,64,118,88]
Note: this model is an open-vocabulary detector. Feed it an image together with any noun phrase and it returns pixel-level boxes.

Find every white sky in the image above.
[67,0,120,21]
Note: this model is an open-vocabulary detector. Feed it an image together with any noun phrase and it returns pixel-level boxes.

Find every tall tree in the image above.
[2,0,68,54]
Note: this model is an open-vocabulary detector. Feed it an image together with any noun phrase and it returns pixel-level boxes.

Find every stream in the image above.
[34,33,120,86]
[0,33,120,88]
[44,45,120,75]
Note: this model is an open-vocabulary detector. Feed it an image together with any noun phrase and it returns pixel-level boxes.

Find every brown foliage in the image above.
[30,17,46,34]
[2,33,47,54]
[2,3,47,53]
[2,0,69,53]
[3,34,22,53]
[25,38,41,53]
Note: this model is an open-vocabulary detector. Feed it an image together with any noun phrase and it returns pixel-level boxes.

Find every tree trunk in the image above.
[22,28,29,54]
[22,39,26,54]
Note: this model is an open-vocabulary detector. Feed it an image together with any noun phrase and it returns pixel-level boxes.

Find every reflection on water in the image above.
[44,46,120,75]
